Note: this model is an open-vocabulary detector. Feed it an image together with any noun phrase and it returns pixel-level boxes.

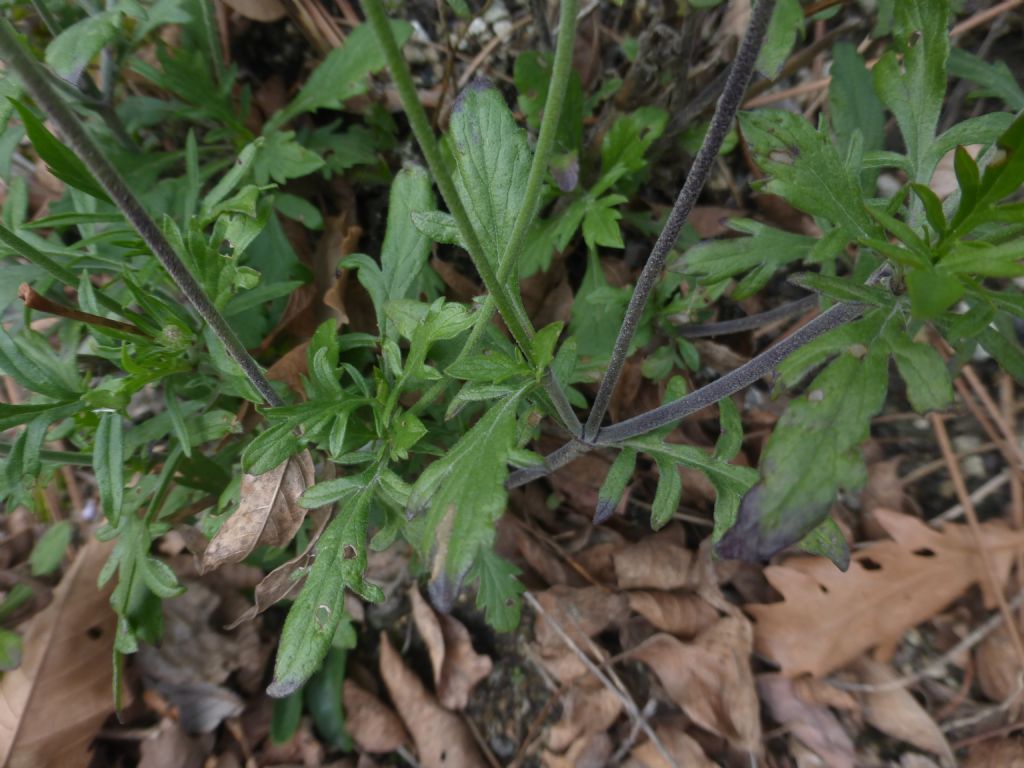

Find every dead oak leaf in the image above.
[547,680,621,753]
[378,632,485,768]
[748,509,1024,678]
[0,538,120,768]
[625,721,716,768]
[627,616,761,754]
[627,591,718,638]
[409,587,493,710]
[854,659,954,764]
[342,679,408,753]
[757,674,855,768]
[202,452,314,573]
[613,535,695,592]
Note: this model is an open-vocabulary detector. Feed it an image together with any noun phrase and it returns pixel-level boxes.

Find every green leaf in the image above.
[305,646,353,750]
[270,20,412,128]
[0,629,21,672]
[829,42,886,192]
[650,457,682,531]
[871,0,949,181]
[595,448,637,524]
[45,10,122,77]
[445,351,528,383]
[884,328,953,413]
[94,413,125,525]
[241,420,303,475]
[271,691,304,743]
[627,436,757,544]
[275,193,323,229]
[411,210,463,247]
[381,167,435,329]
[531,322,564,373]
[947,47,1024,111]
[300,475,365,508]
[582,194,626,249]
[790,273,893,307]
[757,0,804,78]
[715,397,743,461]
[447,81,532,266]
[598,106,667,191]
[29,520,73,576]
[740,110,877,242]
[253,131,324,184]
[467,548,524,632]
[678,218,816,299]
[717,344,889,562]
[269,485,382,697]
[795,518,850,570]
[0,400,81,431]
[9,100,109,202]
[950,111,1024,237]
[407,389,527,594]
[907,269,964,320]
[941,241,1024,278]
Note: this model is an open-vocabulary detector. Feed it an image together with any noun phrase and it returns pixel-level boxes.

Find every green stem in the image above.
[360,0,535,358]
[0,442,93,465]
[0,20,282,408]
[458,0,579,360]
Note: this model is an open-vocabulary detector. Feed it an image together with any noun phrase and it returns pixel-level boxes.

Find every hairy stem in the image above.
[0,20,282,407]
[581,0,777,441]
[361,0,536,357]
[509,299,868,486]
[675,294,819,338]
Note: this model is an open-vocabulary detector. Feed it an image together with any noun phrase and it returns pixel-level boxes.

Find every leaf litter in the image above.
[10,1,1024,766]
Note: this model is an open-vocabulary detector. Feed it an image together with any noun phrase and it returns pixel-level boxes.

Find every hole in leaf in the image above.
[913,548,937,558]
[860,557,882,571]
[86,626,103,640]
[343,544,358,560]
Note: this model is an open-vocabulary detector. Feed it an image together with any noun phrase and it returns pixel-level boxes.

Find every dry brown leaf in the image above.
[409,587,493,710]
[226,505,332,629]
[202,452,314,572]
[964,738,1024,767]
[342,679,408,753]
[628,616,761,754]
[0,538,119,768]
[533,585,629,654]
[266,342,310,396]
[624,722,716,768]
[627,591,718,638]
[749,509,1024,677]
[221,0,286,22]
[378,632,485,768]
[853,659,953,763]
[614,535,694,591]
[542,732,612,768]
[547,680,621,752]
[976,620,1024,705]
[757,674,855,768]
[137,581,255,733]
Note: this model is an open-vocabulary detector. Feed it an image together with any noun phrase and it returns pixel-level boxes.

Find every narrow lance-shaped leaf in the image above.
[269,484,383,698]
[595,448,637,524]
[93,413,124,525]
[650,457,683,531]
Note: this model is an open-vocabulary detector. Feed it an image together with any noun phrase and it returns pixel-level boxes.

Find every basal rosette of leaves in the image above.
[0,0,1020,710]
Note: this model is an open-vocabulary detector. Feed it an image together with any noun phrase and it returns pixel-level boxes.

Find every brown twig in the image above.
[930,412,1024,677]
[18,283,147,337]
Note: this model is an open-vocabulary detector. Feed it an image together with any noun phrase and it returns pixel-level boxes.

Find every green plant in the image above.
[0,0,1021,714]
